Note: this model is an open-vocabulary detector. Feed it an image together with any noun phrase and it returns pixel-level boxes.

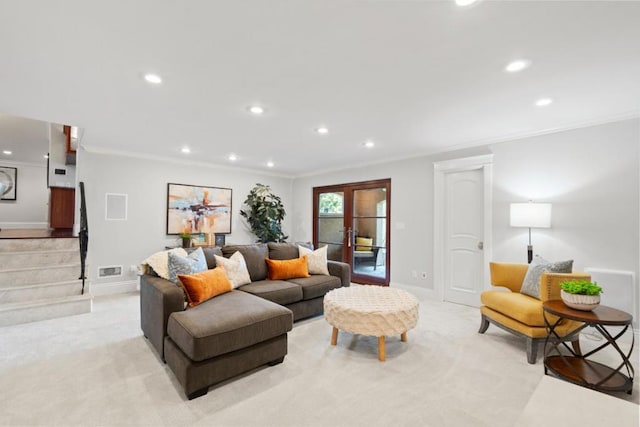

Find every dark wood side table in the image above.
[543,300,635,394]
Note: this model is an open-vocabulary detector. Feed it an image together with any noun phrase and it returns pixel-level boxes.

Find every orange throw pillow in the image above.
[265,256,310,280]
[178,266,233,307]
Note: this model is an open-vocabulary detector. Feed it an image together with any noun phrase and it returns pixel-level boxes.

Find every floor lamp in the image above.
[510,202,552,263]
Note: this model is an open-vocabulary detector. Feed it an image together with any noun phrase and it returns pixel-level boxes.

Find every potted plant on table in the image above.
[179,232,193,248]
[560,279,603,311]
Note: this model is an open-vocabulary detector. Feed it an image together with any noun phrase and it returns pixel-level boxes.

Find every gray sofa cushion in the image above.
[267,242,313,260]
[167,290,292,362]
[202,247,223,269]
[287,275,342,300]
[222,244,269,282]
[239,280,303,305]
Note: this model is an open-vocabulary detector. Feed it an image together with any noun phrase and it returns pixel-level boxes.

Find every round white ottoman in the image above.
[323,286,419,361]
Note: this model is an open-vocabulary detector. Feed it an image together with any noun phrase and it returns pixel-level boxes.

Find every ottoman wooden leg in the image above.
[378,336,386,361]
[331,327,338,345]
[401,332,407,342]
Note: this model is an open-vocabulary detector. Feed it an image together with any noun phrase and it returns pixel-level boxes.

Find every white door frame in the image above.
[433,154,493,302]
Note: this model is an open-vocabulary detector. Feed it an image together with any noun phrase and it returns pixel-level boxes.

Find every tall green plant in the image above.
[240,183,288,243]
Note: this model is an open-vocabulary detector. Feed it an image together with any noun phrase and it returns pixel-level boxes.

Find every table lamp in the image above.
[510,202,551,263]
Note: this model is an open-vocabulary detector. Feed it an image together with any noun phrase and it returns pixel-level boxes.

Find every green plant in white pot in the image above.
[560,279,603,311]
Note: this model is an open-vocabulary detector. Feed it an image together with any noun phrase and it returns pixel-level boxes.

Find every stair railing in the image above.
[79,182,89,294]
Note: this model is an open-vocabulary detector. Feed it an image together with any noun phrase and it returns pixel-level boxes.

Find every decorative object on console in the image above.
[510,201,551,263]
[179,232,192,248]
[240,183,288,243]
[0,166,17,201]
[167,182,232,235]
[560,279,603,311]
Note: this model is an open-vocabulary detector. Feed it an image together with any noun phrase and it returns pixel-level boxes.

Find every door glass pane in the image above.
[317,191,344,262]
[352,188,387,279]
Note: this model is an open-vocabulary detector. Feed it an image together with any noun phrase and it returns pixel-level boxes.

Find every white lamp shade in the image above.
[510,203,551,228]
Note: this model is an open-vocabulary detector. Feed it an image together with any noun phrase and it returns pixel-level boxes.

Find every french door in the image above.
[313,179,390,286]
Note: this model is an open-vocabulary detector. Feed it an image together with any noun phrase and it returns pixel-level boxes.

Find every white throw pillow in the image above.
[141,248,188,280]
[214,251,252,288]
[298,245,329,276]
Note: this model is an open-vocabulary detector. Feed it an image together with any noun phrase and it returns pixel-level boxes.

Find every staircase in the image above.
[0,237,92,327]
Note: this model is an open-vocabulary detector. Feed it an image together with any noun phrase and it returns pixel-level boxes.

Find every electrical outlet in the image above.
[421,272,427,279]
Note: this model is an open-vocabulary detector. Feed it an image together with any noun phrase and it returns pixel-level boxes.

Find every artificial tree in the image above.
[240,183,288,243]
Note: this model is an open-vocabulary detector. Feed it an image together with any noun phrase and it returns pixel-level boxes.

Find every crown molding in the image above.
[80,145,295,179]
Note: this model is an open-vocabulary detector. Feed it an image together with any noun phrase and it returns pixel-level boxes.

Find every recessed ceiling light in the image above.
[181,146,191,154]
[228,153,238,162]
[535,98,553,107]
[144,73,162,84]
[363,140,375,149]
[2,150,12,155]
[455,0,479,6]
[316,126,329,135]
[505,59,531,73]
[248,105,264,115]
[266,161,275,168]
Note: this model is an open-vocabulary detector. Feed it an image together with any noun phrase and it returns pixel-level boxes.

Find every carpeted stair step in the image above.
[0,294,92,327]
[0,264,82,287]
[0,249,79,269]
[0,280,86,304]
[0,237,77,253]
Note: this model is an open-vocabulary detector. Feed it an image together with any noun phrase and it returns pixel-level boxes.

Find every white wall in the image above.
[291,119,640,315]
[0,161,48,228]
[78,150,293,292]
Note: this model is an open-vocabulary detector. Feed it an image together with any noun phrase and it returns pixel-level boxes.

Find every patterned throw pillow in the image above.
[214,251,252,288]
[178,266,233,307]
[520,255,573,298]
[265,256,310,280]
[168,248,208,284]
[141,248,188,280]
[298,245,329,275]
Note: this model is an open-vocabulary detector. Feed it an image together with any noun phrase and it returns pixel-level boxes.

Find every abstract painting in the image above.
[0,166,17,201]
[167,183,232,235]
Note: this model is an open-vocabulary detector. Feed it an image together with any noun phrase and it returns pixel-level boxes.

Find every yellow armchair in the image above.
[479,262,590,364]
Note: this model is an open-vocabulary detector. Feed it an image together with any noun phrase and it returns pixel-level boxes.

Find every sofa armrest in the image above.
[539,272,591,302]
[327,260,350,287]
[140,274,185,360]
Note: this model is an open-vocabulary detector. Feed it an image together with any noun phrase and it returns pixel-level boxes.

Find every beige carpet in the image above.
[0,292,637,427]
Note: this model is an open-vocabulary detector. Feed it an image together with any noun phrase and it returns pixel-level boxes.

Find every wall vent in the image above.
[98,265,123,278]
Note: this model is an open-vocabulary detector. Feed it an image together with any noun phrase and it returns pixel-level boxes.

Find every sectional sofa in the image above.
[140,242,350,399]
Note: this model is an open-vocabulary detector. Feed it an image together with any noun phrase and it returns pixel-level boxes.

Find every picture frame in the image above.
[0,166,17,201]
[167,183,232,235]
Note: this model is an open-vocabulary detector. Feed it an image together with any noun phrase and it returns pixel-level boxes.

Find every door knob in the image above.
[477,241,484,250]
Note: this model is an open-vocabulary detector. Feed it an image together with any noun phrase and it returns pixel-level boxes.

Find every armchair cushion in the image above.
[355,237,373,251]
[481,291,545,327]
[520,256,573,298]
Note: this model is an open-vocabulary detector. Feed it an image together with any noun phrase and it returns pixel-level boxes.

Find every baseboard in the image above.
[90,279,138,296]
[0,222,48,229]
[389,282,437,301]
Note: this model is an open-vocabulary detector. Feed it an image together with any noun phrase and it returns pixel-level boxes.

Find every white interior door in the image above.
[444,169,484,307]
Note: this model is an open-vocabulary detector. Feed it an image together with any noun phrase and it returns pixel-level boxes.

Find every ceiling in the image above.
[0,1,639,176]
[0,114,49,164]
